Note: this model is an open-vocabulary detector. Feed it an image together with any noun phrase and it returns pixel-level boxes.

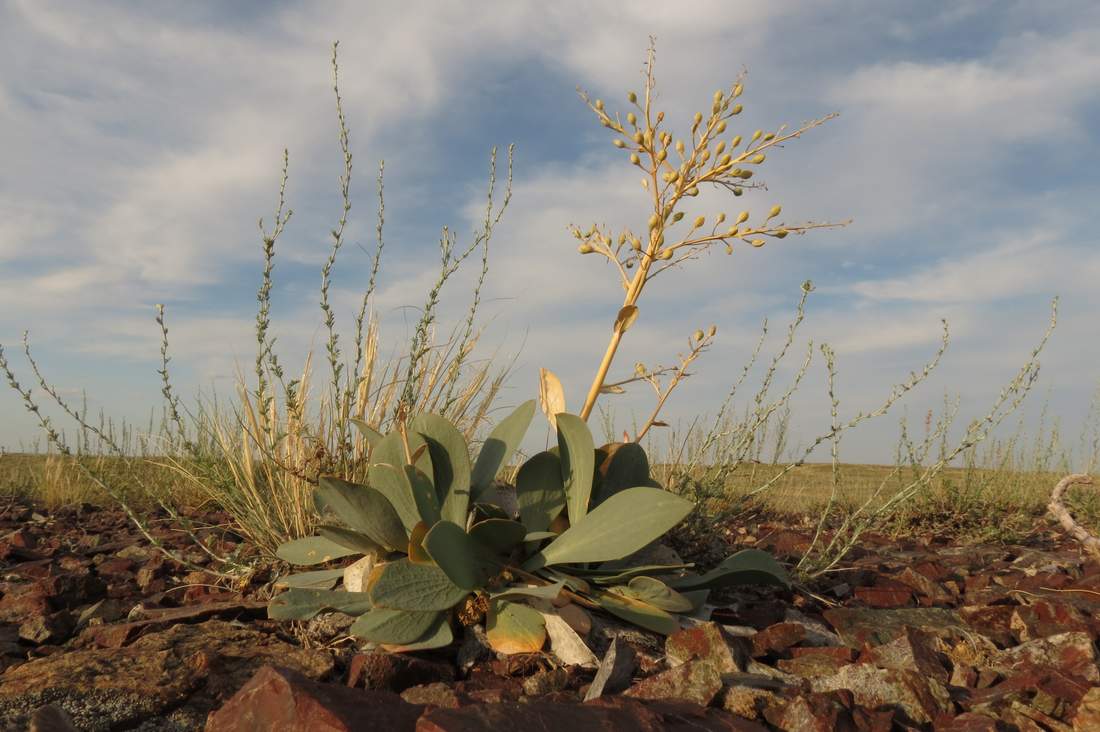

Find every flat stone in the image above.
[19,612,75,645]
[1074,686,1100,731]
[823,607,965,648]
[995,631,1099,683]
[206,665,423,732]
[1010,599,1091,642]
[751,622,805,658]
[763,691,853,732]
[861,626,948,683]
[624,658,723,707]
[811,664,951,724]
[400,682,464,709]
[933,711,1001,731]
[666,622,740,673]
[347,651,454,692]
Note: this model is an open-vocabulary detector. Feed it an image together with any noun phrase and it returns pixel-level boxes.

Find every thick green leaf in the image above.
[276,535,358,566]
[405,465,442,527]
[274,567,346,590]
[489,580,566,602]
[423,520,496,590]
[316,525,383,556]
[486,599,546,654]
[351,608,442,644]
[571,563,694,584]
[523,487,694,570]
[624,576,695,612]
[523,531,559,542]
[515,451,566,535]
[670,549,790,591]
[411,413,471,525]
[349,419,384,451]
[268,588,373,621]
[316,477,408,551]
[368,558,469,611]
[594,442,658,506]
[367,462,424,533]
[471,400,536,499]
[470,519,527,554]
[382,613,454,652]
[370,430,434,475]
[556,413,595,524]
[596,591,679,635]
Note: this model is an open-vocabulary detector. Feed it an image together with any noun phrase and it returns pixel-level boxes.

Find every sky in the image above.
[2,0,1099,465]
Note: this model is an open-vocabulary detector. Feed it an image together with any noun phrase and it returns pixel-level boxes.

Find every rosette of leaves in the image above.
[268,400,788,653]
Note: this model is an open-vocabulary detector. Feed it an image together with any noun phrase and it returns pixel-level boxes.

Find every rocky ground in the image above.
[2,499,1099,731]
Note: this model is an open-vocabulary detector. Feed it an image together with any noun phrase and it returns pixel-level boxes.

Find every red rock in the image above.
[852,706,894,732]
[997,631,1099,683]
[18,611,75,645]
[933,712,1002,731]
[624,659,723,707]
[862,627,948,683]
[83,600,267,648]
[1074,687,1100,730]
[751,622,805,658]
[1009,599,1091,642]
[895,567,954,604]
[791,646,855,662]
[0,585,52,623]
[95,558,135,577]
[347,651,455,692]
[666,622,740,673]
[205,665,423,731]
[776,653,851,679]
[811,664,951,724]
[855,587,914,609]
[823,607,965,648]
[400,682,464,709]
[958,605,1017,647]
[763,691,854,732]
[35,573,107,609]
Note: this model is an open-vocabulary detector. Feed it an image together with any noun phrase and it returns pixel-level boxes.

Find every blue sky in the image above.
[2,1,1099,463]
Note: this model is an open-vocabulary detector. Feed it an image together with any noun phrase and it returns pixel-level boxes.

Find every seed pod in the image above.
[578,244,593,254]
[733,84,743,98]
[635,362,645,376]
[716,212,726,223]
[768,205,782,220]
[712,102,721,114]
[752,153,766,164]
[708,325,717,337]
[648,214,660,230]
[656,233,665,246]
[731,135,742,148]
[693,215,705,228]
[613,139,626,148]
[633,131,643,143]
[627,112,637,126]
[618,232,626,245]
[631,237,642,251]
[659,248,673,260]
[643,129,653,147]
[672,211,684,222]
[657,111,665,123]
[656,149,667,162]
[630,153,640,166]
[751,129,762,142]
[662,171,674,183]
[731,104,743,115]
[693,112,703,126]
[628,91,638,104]
[733,187,743,196]
[713,90,723,103]
[716,120,727,134]
[725,243,733,254]
[726,226,738,237]
[775,229,788,239]
[736,211,750,224]
[675,140,685,155]
[739,170,753,179]
[750,239,765,247]
[687,186,699,196]
[694,329,705,341]
[715,141,726,155]
[763,132,775,141]
[719,153,732,166]
[595,99,604,110]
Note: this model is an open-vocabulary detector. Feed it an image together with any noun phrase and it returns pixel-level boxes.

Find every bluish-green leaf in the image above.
[423,520,496,591]
[523,487,694,571]
[316,477,408,551]
[556,413,595,525]
[470,518,527,554]
[594,442,658,507]
[274,567,346,590]
[383,613,453,651]
[515,451,566,535]
[349,419,384,451]
[351,607,442,644]
[670,549,790,591]
[368,558,469,611]
[596,591,679,635]
[268,588,373,621]
[316,526,383,556]
[489,580,566,602]
[471,400,536,499]
[405,465,442,527]
[624,576,695,612]
[486,599,546,654]
[276,535,359,566]
[411,413,471,526]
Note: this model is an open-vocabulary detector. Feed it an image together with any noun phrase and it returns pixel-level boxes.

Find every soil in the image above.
[2,498,1099,730]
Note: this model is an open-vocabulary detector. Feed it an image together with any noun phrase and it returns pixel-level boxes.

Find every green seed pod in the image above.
[713,90,723,103]
[763,132,775,141]
[672,211,684,222]
[656,149,667,162]
[578,244,593,254]
[716,212,726,223]
[752,153,766,164]
[719,153,732,166]
[633,131,643,143]
[635,362,645,376]
[693,112,703,126]
[733,187,743,196]
[715,141,726,155]
[726,226,738,237]
[675,140,685,155]
[708,325,717,337]
[648,214,660,230]
[768,205,782,220]
[656,233,665,246]
[750,239,765,248]
[775,229,788,239]
[731,135,742,148]
[731,104,743,115]
[628,91,638,104]
[627,111,637,126]
[751,129,762,142]
[659,248,673,260]
[693,215,705,228]
[725,243,733,254]
[618,232,626,245]
[694,329,705,341]
[630,153,640,166]
[736,211,750,224]
[631,237,642,251]
[716,120,727,134]
[662,171,674,183]
[739,170,753,179]
[595,99,604,110]
[687,186,699,196]
[712,102,721,114]
[733,83,743,98]
[613,139,626,148]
